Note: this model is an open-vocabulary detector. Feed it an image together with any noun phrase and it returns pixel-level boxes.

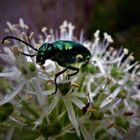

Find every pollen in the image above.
[71,83,79,87]
[27,95,33,100]
[87,108,97,112]
[12,47,21,56]
[29,32,35,40]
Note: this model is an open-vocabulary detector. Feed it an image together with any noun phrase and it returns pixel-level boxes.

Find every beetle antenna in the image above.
[2,36,38,51]
[20,52,37,57]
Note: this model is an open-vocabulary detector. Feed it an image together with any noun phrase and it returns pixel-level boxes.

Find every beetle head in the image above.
[36,43,58,65]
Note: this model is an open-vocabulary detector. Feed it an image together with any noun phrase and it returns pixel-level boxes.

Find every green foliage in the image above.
[12,126,39,140]
[0,78,11,92]
[81,64,97,74]
[111,65,124,79]
[0,102,14,122]
[58,82,71,95]
[115,116,130,130]
[56,133,82,140]
[89,111,104,120]
[28,62,36,73]
[90,0,140,60]
[39,118,62,138]
[95,128,116,140]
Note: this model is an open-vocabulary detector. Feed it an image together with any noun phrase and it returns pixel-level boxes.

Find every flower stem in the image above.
[78,73,86,92]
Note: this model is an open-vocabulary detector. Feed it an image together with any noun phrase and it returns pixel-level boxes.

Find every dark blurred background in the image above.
[0,0,140,60]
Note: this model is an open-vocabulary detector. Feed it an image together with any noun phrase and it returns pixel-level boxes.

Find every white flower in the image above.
[0,19,140,140]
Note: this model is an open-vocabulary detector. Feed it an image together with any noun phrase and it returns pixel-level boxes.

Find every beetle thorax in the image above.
[36,43,59,65]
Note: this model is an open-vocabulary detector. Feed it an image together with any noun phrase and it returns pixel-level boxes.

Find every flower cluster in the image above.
[0,19,140,140]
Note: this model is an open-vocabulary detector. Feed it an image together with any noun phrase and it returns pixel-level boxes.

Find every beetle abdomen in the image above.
[52,40,91,67]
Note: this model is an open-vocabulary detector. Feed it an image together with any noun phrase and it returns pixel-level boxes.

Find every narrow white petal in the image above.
[31,78,48,111]
[0,68,20,79]
[124,62,138,72]
[71,96,85,109]
[0,71,16,77]
[72,92,86,98]
[94,30,100,38]
[0,78,26,105]
[80,30,84,43]
[47,95,59,115]
[96,60,106,74]
[43,90,54,96]
[80,125,94,140]
[19,18,25,28]
[100,87,121,108]
[4,126,14,140]
[64,98,80,136]
[103,32,113,43]
[0,48,16,64]
[9,116,27,125]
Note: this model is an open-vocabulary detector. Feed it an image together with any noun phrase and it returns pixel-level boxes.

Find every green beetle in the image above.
[2,36,91,94]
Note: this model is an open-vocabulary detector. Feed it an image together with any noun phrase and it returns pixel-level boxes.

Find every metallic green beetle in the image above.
[2,36,91,94]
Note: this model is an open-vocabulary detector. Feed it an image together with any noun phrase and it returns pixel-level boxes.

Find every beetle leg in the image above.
[53,68,68,94]
[67,65,79,79]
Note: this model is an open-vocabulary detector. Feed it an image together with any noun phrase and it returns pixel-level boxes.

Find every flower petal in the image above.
[31,78,48,111]
[100,87,121,108]
[47,95,59,115]
[0,78,26,105]
[64,98,80,136]
[0,67,20,79]
[71,96,85,109]
[80,125,93,140]
[4,126,14,140]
